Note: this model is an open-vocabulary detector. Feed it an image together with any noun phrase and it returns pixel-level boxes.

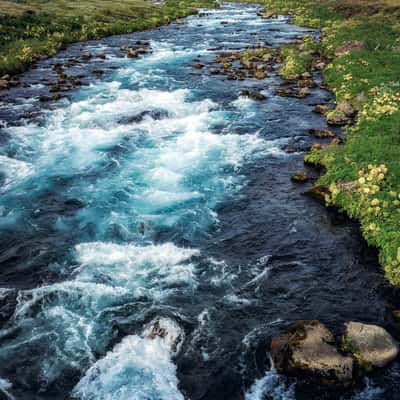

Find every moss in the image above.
[341,337,373,373]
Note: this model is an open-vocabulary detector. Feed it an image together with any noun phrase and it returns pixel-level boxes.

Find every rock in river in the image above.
[309,128,336,138]
[291,172,309,183]
[326,109,350,126]
[271,320,354,386]
[240,89,266,101]
[313,104,331,115]
[343,322,399,369]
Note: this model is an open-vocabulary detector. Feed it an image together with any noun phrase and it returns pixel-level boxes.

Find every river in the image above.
[0,3,399,399]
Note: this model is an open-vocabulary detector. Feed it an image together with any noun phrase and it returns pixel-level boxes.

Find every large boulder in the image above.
[271,321,354,386]
[343,322,399,369]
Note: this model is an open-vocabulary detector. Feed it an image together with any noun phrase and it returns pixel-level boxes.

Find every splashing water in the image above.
[0,3,397,400]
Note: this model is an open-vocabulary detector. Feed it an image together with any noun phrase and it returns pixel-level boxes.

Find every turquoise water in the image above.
[0,3,398,400]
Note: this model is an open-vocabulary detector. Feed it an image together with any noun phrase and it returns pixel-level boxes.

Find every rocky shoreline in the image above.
[1,3,399,397]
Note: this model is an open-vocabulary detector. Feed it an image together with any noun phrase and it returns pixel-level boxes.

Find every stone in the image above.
[354,92,367,109]
[309,128,336,138]
[144,317,185,355]
[176,18,184,24]
[262,53,273,63]
[311,143,323,151]
[127,48,138,58]
[241,58,253,69]
[393,310,400,320]
[306,185,331,202]
[271,321,354,386]
[297,87,310,98]
[291,172,309,183]
[136,40,150,46]
[298,78,316,89]
[260,9,278,19]
[313,104,330,115]
[336,100,355,117]
[0,80,9,90]
[96,52,106,60]
[314,61,326,70]
[241,90,266,101]
[335,41,367,57]
[326,110,350,126]
[50,84,71,93]
[253,70,266,80]
[330,137,344,146]
[82,51,92,61]
[194,63,204,69]
[343,322,399,369]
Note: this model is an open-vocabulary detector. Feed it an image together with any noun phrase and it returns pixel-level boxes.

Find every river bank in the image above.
[246,0,400,288]
[0,2,399,399]
[0,0,217,78]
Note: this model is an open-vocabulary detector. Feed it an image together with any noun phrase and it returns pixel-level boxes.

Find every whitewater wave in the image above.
[72,318,185,400]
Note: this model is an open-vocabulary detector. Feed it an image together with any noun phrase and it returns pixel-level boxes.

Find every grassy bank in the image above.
[255,0,400,285]
[0,0,217,76]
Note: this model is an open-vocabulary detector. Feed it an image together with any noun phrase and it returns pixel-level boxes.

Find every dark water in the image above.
[0,3,399,400]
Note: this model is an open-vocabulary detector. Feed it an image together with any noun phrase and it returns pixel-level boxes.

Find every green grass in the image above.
[0,0,218,76]
[253,0,400,285]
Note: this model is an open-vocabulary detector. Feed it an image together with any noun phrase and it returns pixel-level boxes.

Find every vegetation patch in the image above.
[0,0,217,76]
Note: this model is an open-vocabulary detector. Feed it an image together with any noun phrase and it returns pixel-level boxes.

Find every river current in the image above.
[0,3,399,400]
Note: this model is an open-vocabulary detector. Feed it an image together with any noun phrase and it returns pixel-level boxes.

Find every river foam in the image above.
[73,318,185,400]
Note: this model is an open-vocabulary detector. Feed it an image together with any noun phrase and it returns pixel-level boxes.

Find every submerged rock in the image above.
[343,322,399,369]
[271,321,354,386]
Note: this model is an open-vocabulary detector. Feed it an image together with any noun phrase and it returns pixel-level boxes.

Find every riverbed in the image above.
[0,3,398,399]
